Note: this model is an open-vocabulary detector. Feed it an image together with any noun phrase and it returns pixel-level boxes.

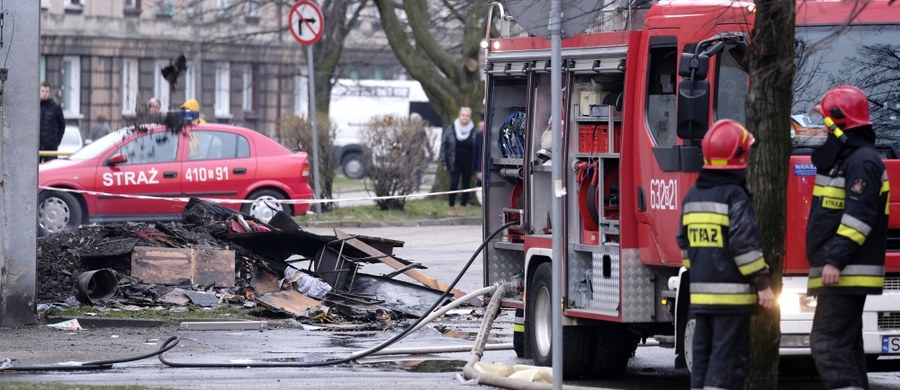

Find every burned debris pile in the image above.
[37,199,464,325]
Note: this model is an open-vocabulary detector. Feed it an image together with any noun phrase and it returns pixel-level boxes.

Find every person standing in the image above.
[676,119,775,390]
[88,114,111,143]
[39,82,66,162]
[439,107,477,216]
[147,97,163,123]
[806,85,888,390]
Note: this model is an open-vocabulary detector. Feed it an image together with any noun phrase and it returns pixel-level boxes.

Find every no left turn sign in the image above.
[289,1,324,46]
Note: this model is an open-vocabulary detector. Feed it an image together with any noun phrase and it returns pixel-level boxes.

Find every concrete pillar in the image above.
[0,2,39,326]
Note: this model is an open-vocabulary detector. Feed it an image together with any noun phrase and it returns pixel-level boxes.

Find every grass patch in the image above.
[43,304,269,324]
[331,175,367,192]
[296,197,481,223]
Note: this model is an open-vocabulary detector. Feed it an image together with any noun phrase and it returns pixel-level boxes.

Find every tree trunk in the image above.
[744,0,796,388]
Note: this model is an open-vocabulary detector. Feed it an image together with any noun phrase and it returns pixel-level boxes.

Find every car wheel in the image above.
[241,189,291,223]
[341,152,366,180]
[38,190,83,235]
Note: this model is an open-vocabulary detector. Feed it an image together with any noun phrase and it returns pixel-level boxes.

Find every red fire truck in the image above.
[481,0,900,378]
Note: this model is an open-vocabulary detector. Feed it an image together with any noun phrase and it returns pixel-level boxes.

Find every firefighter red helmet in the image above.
[814,85,871,131]
[701,119,755,170]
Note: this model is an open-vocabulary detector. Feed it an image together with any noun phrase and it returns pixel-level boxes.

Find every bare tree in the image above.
[745,0,796,388]
[277,113,338,209]
[371,0,487,125]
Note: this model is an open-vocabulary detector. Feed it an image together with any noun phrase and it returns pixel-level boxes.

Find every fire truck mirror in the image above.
[676,79,710,141]
[678,52,709,80]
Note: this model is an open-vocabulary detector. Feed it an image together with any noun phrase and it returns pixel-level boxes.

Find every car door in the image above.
[93,130,182,219]
[181,129,256,210]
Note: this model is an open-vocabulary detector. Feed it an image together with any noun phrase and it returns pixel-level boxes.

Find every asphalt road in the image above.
[2,225,900,389]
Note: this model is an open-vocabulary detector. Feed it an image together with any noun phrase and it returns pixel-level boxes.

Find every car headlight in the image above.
[778,291,817,314]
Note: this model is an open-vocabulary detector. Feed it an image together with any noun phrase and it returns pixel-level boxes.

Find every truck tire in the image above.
[527,262,593,378]
[341,152,366,179]
[38,190,83,236]
[585,323,634,378]
[241,189,291,223]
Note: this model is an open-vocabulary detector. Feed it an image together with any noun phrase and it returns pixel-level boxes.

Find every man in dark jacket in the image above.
[39,81,66,162]
[676,119,775,390]
[807,85,888,389]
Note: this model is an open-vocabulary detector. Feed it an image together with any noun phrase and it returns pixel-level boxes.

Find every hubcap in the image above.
[534,284,552,357]
[39,197,70,234]
[249,196,280,223]
[344,159,363,178]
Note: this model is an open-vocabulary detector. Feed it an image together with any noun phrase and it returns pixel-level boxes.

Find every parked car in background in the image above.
[38,123,313,236]
[58,125,85,155]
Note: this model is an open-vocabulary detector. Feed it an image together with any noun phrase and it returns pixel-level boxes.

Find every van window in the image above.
[646,44,678,146]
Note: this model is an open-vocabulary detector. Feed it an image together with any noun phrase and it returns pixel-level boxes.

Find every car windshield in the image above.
[66,128,133,160]
[793,25,900,145]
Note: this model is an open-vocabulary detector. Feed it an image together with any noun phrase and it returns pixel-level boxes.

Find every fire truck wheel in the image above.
[38,190,83,236]
[527,262,593,378]
[241,189,291,224]
[585,322,634,378]
[683,317,696,372]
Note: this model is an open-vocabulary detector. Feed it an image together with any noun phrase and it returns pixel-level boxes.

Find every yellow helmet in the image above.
[181,99,200,112]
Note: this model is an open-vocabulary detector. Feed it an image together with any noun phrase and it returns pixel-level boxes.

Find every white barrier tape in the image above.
[38,186,480,206]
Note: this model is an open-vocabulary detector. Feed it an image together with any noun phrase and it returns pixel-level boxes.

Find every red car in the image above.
[38,123,313,235]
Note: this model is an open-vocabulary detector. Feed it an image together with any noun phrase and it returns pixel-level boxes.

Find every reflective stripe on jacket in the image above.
[676,178,770,313]
[806,145,888,295]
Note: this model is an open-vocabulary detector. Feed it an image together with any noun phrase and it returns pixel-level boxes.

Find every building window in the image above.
[293,74,307,116]
[122,58,138,116]
[215,62,231,118]
[40,56,46,82]
[216,0,232,19]
[156,0,174,17]
[61,56,81,118]
[243,65,256,112]
[185,61,197,101]
[373,67,384,80]
[186,0,203,18]
[154,60,172,111]
[123,0,141,16]
[245,0,259,20]
[64,0,85,13]
[41,0,50,10]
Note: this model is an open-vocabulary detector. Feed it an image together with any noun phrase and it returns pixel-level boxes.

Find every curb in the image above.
[300,216,482,229]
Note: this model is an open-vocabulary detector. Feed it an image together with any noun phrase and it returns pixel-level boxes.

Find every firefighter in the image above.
[676,119,775,390]
[807,85,888,390]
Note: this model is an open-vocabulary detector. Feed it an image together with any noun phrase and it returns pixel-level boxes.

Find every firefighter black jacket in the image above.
[807,129,888,296]
[677,170,771,314]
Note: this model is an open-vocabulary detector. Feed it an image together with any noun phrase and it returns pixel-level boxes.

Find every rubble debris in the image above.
[256,290,322,318]
[75,269,118,304]
[47,319,82,331]
[335,229,466,299]
[131,246,235,287]
[36,198,472,329]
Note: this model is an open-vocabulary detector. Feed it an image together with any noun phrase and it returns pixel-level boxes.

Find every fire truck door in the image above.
[634,34,690,266]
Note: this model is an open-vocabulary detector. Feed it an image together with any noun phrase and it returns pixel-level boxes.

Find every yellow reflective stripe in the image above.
[682,212,730,226]
[513,323,525,333]
[837,223,866,245]
[881,181,890,194]
[683,259,691,269]
[738,258,767,275]
[808,276,885,289]
[813,185,845,199]
[691,293,757,305]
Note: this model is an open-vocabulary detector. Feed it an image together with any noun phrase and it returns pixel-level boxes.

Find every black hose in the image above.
[0,336,180,372]
[156,221,518,368]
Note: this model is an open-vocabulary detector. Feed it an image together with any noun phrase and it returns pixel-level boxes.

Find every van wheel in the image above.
[341,152,366,179]
[242,189,290,223]
[38,190,83,235]
[527,262,593,378]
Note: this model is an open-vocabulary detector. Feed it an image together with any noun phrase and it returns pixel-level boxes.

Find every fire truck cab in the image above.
[481,0,900,378]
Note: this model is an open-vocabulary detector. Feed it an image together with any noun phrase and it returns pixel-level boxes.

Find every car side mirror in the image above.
[108,153,128,166]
